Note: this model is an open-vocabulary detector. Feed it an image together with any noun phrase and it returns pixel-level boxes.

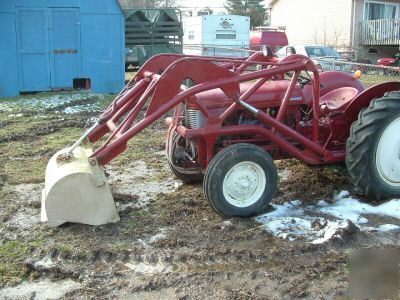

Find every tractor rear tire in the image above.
[346,92,400,200]
[167,133,204,184]
[203,143,278,218]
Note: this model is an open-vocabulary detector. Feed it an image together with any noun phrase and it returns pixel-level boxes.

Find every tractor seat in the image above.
[320,87,359,114]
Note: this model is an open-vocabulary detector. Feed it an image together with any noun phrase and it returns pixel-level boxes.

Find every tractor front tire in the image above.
[346,92,400,200]
[203,143,278,218]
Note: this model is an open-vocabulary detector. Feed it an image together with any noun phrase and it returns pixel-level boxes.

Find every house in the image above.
[269,0,399,61]
[0,0,125,98]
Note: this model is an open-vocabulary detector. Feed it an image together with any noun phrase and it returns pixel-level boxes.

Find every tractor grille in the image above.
[185,109,206,129]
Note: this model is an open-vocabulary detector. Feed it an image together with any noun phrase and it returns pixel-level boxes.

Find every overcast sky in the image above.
[177,0,226,13]
[177,0,268,15]
[178,0,225,8]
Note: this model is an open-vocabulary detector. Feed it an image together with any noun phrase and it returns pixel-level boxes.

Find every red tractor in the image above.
[41,52,400,227]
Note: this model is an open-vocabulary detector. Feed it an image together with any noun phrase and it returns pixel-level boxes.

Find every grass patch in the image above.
[0,241,30,286]
[0,238,46,286]
[361,74,399,87]
[113,128,166,166]
[2,158,47,184]
[0,127,82,158]
[0,115,48,141]
[0,125,83,184]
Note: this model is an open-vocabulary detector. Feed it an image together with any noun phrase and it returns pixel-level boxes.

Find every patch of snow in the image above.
[363,224,400,232]
[174,181,183,189]
[264,217,312,241]
[257,209,351,244]
[124,262,172,274]
[256,191,400,244]
[377,224,400,232]
[149,228,168,243]
[220,220,233,230]
[222,220,233,226]
[318,192,400,224]
[107,161,178,209]
[0,92,108,114]
[8,113,23,118]
[0,279,80,300]
[278,169,291,181]
[311,220,350,244]
[6,211,40,229]
[258,200,304,221]
[33,256,55,269]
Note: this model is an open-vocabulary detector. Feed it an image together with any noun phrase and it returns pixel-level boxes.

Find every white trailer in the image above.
[183,15,250,58]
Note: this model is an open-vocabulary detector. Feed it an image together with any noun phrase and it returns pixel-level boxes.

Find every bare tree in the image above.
[310,18,347,49]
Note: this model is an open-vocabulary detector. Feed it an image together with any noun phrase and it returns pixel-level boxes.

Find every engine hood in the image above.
[186,80,305,109]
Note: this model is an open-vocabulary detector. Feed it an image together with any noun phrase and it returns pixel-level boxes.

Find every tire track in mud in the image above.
[22,240,348,299]
[23,232,335,279]
[24,246,285,282]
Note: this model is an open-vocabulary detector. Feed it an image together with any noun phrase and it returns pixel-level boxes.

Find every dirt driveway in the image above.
[0,92,399,299]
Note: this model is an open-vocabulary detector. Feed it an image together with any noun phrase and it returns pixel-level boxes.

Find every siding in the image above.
[271,0,353,49]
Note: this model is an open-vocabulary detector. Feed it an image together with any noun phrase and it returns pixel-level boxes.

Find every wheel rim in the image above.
[376,116,400,186]
[222,161,266,208]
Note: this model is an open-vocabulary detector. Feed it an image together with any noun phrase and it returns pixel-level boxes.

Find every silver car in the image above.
[276,45,351,72]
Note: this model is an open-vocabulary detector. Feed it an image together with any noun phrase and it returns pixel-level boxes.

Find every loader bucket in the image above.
[41,146,120,227]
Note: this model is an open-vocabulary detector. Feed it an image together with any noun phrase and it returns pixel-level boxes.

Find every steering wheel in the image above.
[279,54,317,86]
[284,71,312,86]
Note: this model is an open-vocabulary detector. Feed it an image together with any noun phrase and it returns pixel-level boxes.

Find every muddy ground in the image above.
[0,91,399,299]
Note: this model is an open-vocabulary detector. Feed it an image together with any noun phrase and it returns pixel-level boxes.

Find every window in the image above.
[188,31,194,40]
[364,2,398,20]
[216,30,236,39]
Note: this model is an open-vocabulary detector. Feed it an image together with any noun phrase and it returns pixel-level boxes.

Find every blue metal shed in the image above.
[0,0,125,97]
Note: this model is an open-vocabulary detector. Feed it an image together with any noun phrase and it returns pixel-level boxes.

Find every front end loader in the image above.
[41,52,400,226]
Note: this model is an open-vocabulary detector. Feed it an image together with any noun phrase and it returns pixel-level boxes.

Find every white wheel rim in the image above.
[376,116,400,186]
[222,161,266,208]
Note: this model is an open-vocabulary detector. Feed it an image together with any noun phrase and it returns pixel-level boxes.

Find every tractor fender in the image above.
[319,71,365,96]
[302,71,365,103]
[344,81,400,123]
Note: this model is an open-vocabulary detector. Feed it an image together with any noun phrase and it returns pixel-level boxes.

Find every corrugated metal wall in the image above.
[0,0,125,97]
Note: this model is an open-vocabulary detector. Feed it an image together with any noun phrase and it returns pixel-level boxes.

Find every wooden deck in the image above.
[360,18,400,46]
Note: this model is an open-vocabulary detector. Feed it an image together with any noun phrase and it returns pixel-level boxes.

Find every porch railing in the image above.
[360,18,400,46]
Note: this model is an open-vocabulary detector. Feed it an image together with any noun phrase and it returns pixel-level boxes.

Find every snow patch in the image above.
[317,191,400,224]
[256,191,400,243]
[108,161,178,209]
[0,92,108,114]
[0,279,80,300]
[124,262,172,274]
